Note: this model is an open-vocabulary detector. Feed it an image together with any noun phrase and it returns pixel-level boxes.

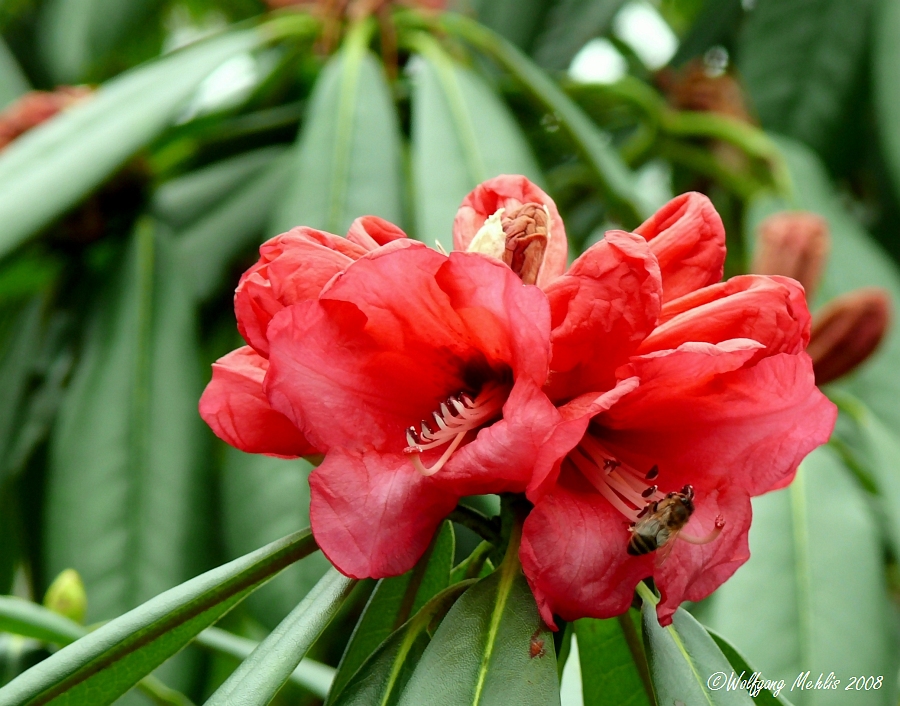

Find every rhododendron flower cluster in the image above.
[200,175,836,627]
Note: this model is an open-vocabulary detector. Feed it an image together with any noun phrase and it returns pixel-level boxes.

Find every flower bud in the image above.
[752,211,830,302]
[43,569,87,624]
[467,203,550,285]
[0,87,91,152]
[807,287,891,385]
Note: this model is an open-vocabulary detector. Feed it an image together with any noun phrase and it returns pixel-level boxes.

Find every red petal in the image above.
[346,215,408,250]
[198,346,316,457]
[600,345,836,496]
[520,469,654,628]
[655,483,751,626]
[309,448,458,578]
[527,376,641,500]
[435,252,550,383]
[634,192,725,303]
[544,231,662,401]
[266,246,551,456]
[235,227,365,357]
[452,175,567,288]
[437,378,571,497]
[639,274,811,357]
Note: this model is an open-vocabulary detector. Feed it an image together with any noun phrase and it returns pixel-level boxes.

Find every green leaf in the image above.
[874,0,900,203]
[0,598,84,647]
[449,541,493,585]
[440,13,648,227]
[736,0,876,154]
[0,298,47,483]
[744,135,900,437]
[153,146,287,229]
[574,612,652,706]
[204,569,354,706]
[327,521,455,704]
[194,627,335,699]
[641,598,754,705]
[0,37,28,110]
[175,152,292,301]
[329,581,473,706]
[469,0,549,51]
[831,393,900,559]
[219,451,330,629]
[272,21,403,236]
[46,223,207,622]
[396,554,559,705]
[38,0,163,83]
[409,33,544,251]
[531,0,627,71]
[702,446,896,703]
[0,602,336,701]
[0,28,262,259]
[670,0,744,67]
[0,529,319,706]
[707,628,794,706]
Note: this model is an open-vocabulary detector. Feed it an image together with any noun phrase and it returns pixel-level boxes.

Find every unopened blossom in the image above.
[459,185,839,627]
[453,175,568,289]
[200,216,407,457]
[752,211,891,383]
[752,211,830,301]
[807,288,891,385]
[0,87,91,151]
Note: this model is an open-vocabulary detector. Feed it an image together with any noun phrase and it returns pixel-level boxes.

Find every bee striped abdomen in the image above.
[627,530,661,556]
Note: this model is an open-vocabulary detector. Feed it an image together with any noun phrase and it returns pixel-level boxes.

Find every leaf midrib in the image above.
[470,557,516,706]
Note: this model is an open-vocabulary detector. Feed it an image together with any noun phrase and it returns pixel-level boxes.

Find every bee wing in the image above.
[654,530,677,567]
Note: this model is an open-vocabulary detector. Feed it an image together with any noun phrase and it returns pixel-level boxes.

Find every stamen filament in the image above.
[404,381,507,476]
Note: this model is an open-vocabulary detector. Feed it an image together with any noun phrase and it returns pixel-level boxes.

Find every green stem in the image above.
[617,612,657,706]
[635,580,659,606]
[135,675,195,706]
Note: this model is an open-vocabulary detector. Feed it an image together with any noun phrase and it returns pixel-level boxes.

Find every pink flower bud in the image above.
[752,212,830,302]
[808,287,891,385]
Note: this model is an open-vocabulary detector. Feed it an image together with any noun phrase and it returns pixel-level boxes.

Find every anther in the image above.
[642,485,658,498]
[440,401,452,418]
[420,421,434,440]
[405,427,419,447]
[603,458,620,471]
[433,411,447,430]
[451,397,466,414]
[646,465,659,480]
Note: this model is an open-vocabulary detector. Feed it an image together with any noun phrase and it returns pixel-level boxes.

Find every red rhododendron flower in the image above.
[199,216,407,457]
[262,243,559,577]
[459,187,837,628]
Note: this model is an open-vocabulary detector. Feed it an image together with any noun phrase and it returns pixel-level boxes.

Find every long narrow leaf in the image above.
[204,569,354,706]
[46,224,206,623]
[331,581,473,706]
[408,33,544,250]
[0,529,318,706]
[440,12,648,227]
[195,627,335,699]
[0,28,263,258]
[702,447,895,704]
[272,20,403,236]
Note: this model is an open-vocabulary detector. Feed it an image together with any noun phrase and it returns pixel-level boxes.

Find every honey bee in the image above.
[627,485,695,560]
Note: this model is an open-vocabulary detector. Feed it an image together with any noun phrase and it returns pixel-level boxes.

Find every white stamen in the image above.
[405,381,507,476]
